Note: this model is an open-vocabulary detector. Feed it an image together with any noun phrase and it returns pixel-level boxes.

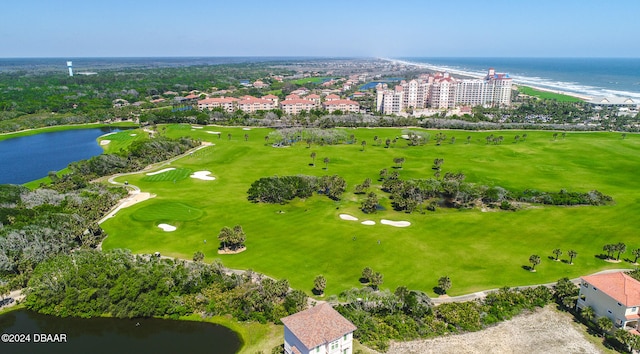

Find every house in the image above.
[324,94,341,102]
[279,99,317,115]
[577,272,640,333]
[197,97,238,112]
[281,303,357,354]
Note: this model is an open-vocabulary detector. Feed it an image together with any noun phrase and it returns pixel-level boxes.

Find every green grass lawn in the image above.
[290,77,333,85]
[101,125,640,297]
[518,86,584,102]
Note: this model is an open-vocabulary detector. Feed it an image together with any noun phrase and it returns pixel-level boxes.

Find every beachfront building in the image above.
[375,68,513,113]
[322,99,360,113]
[576,272,640,333]
[280,98,317,115]
[281,303,357,354]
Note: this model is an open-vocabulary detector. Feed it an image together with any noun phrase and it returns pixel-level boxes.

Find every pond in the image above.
[0,127,125,185]
[0,309,242,354]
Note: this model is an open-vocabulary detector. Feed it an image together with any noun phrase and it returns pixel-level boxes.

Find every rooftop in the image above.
[281,303,356,350]
[582,272,640,307]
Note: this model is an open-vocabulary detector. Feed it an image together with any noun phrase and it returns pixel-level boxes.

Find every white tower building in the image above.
[67,61,73,77]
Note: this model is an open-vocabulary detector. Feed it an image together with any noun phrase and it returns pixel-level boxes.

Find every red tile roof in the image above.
[307,94,320,99]
[325,94,340,100]
[280,99,315,105]
[281,303,356,350]
[198,97,238,104]
[582,272,640,307]
[262,94,278,99]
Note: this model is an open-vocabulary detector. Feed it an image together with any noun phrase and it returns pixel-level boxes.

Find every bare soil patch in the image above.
[387,306,602,354]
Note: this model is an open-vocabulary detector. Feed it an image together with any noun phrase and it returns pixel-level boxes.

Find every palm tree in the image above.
[438,276,452,294]
[361,267,373,283]
[385,138,391,148]
[264,135,269,143]
[568,249,578,264]
[552,248,562,261]
[323,157,330,169]
[581,306,595,323]
[466,136,471,144]
[313,275,326,296]
[615,242,626,261]
[227,133,232,140]
[244,133,249,141]
[193,251,204,262]
[631,248,640,264]
[603,244,614,259]
[393,157,405,168]
[522,133,528,141]
[361,140,366,151]
[597,317,613,336]
[370,272,383,290]
[553,132,558,141]
[529,254,541,271]
[310,152,316,166]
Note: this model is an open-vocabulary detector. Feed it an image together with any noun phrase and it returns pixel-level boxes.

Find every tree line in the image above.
[247,175,347,203]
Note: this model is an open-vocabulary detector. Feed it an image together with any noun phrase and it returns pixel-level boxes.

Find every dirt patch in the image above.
[387,306,602,354]
[218,247,246,255]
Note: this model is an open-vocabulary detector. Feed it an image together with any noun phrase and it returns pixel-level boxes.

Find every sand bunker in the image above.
[242,127,251,130]
[190,171,216,180]
[206,131,222,135]
[361,220,376,225]
[381,219,411,227]
[191,126,203,129]
[100,140,111,145]
[101,132,117,137]
[339,214,358,221]
[130,133,137,136]
[146,168,176,176]
[401,134,410,139]
[158,223,176,232]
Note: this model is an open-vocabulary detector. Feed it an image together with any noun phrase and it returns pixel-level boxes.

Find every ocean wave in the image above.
[388,58,640,99]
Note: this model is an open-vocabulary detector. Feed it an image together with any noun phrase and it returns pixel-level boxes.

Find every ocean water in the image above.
[397,57,640,99]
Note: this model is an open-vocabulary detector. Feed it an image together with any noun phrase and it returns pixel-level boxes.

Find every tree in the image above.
[529,254,541,271]
[553,132,558,141]
[597,316,613,336]
[361,192,379,214]
[603,244,615,259]
[193,251,204,262]
[552,248,562,261]
[632,248,640,264]
[244,133,249,141]
[393,157,405,168]
[227,133,232,140]
[313,275,326,295]
[622,133,627,140]
[361,140,366,151]
[568,249,578,264]
[361,267,373,283]
[370,272,383,290]
[385,138,391,148]
[466,136,471,144]
[522,133,528,141]
[310,152,316,166]
[615,242,626,261]
[217,226,233,250]
[438,276,451,294]
[581,306,595,323]
[323,157,330,169]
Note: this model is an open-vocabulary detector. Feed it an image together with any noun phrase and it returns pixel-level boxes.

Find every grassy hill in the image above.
[100,124,640,297]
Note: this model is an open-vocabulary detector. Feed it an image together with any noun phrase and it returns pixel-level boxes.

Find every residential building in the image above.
[281,303,357,354]
[323,99,360,113]
[237,96,277,113]
[197,97,238,112]
[262,94,279,106]
[577,272,640,333]
[325,94,341,101]
[375,68,513,113]
[280,98,317,115]
[306,94,321,105]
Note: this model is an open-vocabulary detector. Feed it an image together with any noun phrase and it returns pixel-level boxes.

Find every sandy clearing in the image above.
[387,306,601,354]
[381,219,411,227]
[339,214,358,221]
[190,171,216,180]
[361,220,376,225]
[100,140,111,145]
[145,167,176,176]
[158,223,177,232]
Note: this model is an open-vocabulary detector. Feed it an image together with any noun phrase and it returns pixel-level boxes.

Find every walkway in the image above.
[430,268,633,305]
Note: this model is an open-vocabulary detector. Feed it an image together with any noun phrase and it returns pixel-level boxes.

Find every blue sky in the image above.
[2,0,639,58]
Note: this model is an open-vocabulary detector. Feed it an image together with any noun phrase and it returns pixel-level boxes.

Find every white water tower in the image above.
[67,61,73,77]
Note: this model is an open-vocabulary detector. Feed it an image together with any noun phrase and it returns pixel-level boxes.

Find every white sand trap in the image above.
[339,214,358,221]
[191,171,216,180]
[158,223,177,232]
[206,131,222,134]
[100,132,117,137]
[191,126,203,129]
[130,133,137,136]
[242,127,251,130]
[361,220,376,225]
[100,140,111,145]
[381,219,411,227]
[146,167,176,176]
[401,134,410,139]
